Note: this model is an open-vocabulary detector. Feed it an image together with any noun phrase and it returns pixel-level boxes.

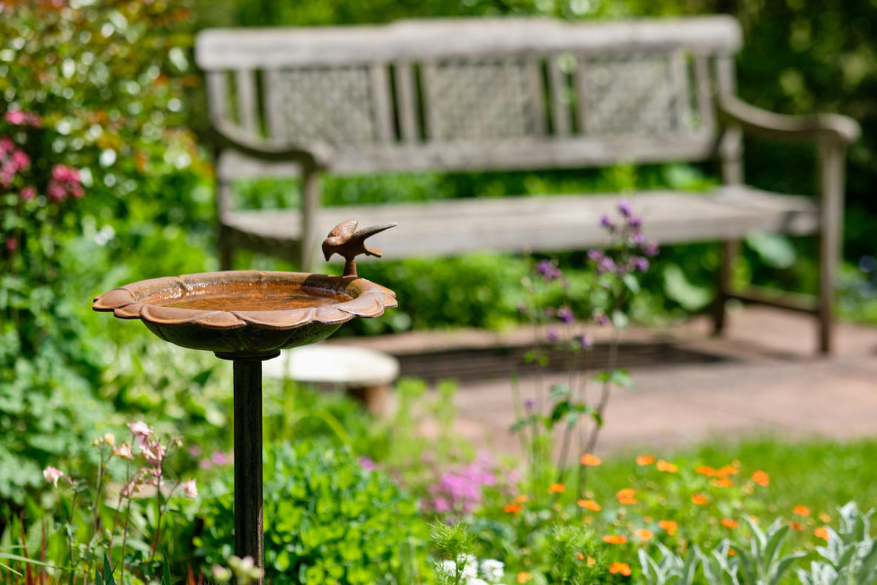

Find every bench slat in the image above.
[224,187,818,260]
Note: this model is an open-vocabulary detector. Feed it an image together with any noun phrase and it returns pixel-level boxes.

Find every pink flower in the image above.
[5,237,17,251]
[46,164,84,202]
[20,186,35,200]
[0,137,14,154]
[4,110,41,127]
[43,467,64,487]
[127,421,153,439]
[11,150,29,170]
[358,456,376,471]
[181,479,197,498]
[141,440,166,465]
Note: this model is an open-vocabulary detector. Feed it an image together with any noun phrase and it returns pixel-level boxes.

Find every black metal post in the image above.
[233,359,264,584]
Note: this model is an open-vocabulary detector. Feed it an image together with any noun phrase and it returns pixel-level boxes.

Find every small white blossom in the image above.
[457,555,478,582]
[480,559,505,584]
[436,560,456,578]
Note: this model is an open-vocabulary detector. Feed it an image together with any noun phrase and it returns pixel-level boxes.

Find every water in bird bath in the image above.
[159,285,350,312]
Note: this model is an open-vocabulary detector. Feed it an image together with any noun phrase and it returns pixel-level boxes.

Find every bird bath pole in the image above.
[93,221,397,583]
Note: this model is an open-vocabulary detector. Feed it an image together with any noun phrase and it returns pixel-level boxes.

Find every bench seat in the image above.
[224,186,819,261]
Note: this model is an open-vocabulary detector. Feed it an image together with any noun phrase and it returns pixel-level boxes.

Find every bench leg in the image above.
[816,141,845,355]
[713,240,738,335]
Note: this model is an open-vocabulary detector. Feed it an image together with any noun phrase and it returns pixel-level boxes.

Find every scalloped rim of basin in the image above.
[92,270,397,331]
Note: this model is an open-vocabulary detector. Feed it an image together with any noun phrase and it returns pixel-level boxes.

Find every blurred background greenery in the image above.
[0,0,875,534]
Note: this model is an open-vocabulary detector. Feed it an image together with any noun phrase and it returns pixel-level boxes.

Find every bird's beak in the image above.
[357,222,397,238]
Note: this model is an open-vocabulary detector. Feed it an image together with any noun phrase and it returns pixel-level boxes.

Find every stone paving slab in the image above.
[333,307,877,456]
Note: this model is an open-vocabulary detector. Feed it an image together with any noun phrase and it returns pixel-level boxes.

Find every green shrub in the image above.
[196,442,428,584]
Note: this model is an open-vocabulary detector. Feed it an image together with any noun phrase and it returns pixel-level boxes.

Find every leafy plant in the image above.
[196,442,428,585]
[797,502,877,585]
[638,542,699,585]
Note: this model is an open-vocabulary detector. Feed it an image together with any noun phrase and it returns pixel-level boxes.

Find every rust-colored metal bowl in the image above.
[92,270,397,359]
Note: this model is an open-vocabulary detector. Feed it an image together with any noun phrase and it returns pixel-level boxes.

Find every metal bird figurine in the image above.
[322,219,397,277]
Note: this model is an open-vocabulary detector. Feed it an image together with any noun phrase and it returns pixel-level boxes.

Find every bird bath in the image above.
[92,221,397,582]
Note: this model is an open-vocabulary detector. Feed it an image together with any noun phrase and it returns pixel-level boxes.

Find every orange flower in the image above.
[819,512,831,523]
[515,494,529,503]
[581,453,602,466]
[578,499,601,511]
[790,522,804,531]
[711,478,734,488]
[504,503,523,514]
[721,518,739,529]
[587,556,596,566]
[634,528,654,541]
[609,562,632,576]
[656,460,678,473]
[729,549,736,557]
[695,465,717,477]
[751,470,770,487]
[517,572,532,584]
[814,527,830,541]
[691,494,709,505]
[658,520,678,535]
[603,534,628,545]
[715,465,739,479]
[616,488,638,505]
[576,553,585,560]
[636,454,655,466]
[793,505,811,517]
[548,483,566,494]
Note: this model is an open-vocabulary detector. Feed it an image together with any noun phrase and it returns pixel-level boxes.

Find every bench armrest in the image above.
[718,95,860,145]
[211,120,334,172]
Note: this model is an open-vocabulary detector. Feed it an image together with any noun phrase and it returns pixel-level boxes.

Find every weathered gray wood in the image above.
[572,56,588,135]
[225,186,820,261]
[196,17,743,70]
[235,69,259,134]
[527,56,546,137]
[693,54,715,137]
[394,62,419,143]
[420,61,438,141]
[715,56,743,186]
[263,69,287,142]
[547,56,571,136]
[370,64,393,143]
[818,140,846,354]
[671,50,692,132]
[206,71,229,124]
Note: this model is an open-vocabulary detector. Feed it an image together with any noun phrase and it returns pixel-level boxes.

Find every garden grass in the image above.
[589,436,877,517]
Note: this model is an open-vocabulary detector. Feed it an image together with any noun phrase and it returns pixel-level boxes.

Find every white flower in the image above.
[457,555,478,582]
[436,560,456,578]
[481,559,505,584]
[181,479,198,498]
[113,443,134,460]
[42,467,64,487]
[469,579,489,585]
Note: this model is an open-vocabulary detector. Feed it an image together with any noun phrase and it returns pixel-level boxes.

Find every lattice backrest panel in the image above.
[422,59,542,142]
[264,67,378,147]
[577,52,692,137]
[197,17,742,173]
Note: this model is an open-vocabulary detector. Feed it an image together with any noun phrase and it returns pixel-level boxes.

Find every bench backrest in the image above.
[196,17,742,178]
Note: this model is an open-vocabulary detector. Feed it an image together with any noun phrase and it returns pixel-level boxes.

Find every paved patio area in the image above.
[335,306,877,456]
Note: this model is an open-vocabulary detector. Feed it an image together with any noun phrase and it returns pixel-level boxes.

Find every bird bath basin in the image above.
[92,221,396,583]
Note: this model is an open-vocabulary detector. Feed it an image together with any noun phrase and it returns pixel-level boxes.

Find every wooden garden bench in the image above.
[195,16,860,354]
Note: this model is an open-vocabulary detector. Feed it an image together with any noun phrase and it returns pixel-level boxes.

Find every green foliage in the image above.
[196,442,428,584]
[638,543,699,585]
[546,525,604,585]
[797,503,877,585]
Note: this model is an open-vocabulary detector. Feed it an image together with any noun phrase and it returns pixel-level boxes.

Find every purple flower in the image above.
[557,307,574,324]
[628,215,643,229]
[630,256,649,272]
[617,199,632,217]
[631,232,646,245]
[524,399,536,411]
[577,334,592,349]
[358,456,376,471]
[599,214,614,230]
[587,249,604,261]
[594,312,610,326]
[644,241,660,257]
[597,256,616,274]
[536,259,562,281]
[547,328,559,342]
